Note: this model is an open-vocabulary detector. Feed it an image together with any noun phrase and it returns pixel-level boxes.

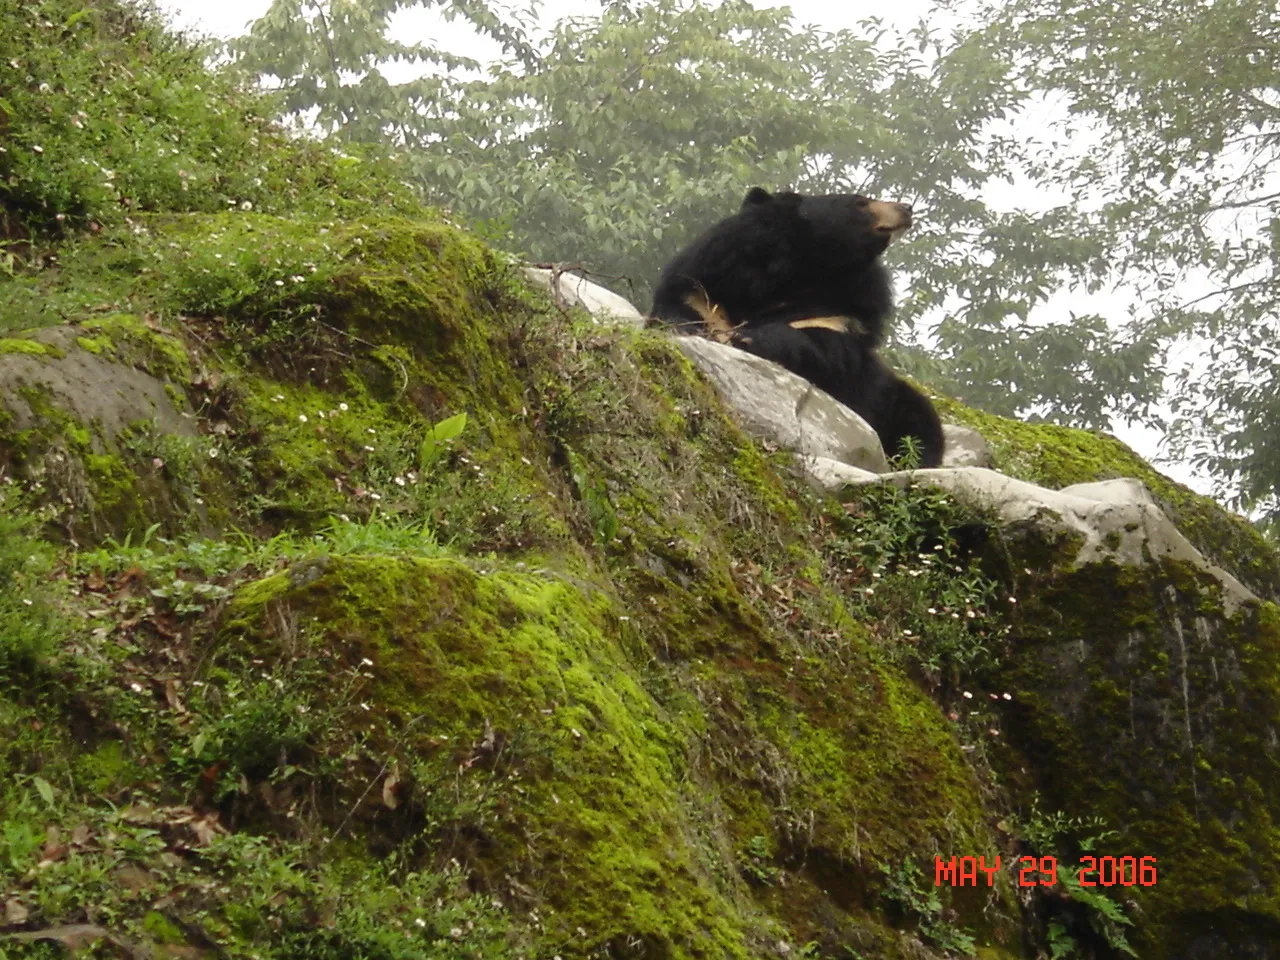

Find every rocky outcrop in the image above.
[542,269,1280,959]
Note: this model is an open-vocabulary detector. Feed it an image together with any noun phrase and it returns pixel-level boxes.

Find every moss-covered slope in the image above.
[2,3,1279,960]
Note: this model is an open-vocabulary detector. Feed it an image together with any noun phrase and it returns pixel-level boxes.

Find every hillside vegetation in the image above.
[2,3,1279,959]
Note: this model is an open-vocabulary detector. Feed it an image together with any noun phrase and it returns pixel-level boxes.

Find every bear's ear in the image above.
[740,186,773,209]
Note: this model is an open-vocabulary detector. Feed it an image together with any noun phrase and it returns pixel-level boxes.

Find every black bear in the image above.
[647,186,945,468]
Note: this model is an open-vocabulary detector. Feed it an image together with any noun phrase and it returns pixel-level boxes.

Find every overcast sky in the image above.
[156,0,1216,498]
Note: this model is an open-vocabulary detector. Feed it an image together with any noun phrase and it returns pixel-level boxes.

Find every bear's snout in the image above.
[867,199,913,235]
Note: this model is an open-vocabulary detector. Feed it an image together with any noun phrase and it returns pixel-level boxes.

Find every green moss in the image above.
[987,552,1280,957]
[72,313,193,382]
[74,740,137,794]
[223,555,763,957]
[0,336,63,357]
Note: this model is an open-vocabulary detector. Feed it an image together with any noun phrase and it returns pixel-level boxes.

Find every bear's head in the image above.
[739,186,913,261]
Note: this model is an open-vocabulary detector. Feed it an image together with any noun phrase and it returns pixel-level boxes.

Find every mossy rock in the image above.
[935,397,1280,603]
[984,520,1280,957]
[0,321,210,540]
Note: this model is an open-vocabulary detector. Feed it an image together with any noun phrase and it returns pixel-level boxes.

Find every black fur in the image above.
[650,188,895,342]
[648,187,945,468]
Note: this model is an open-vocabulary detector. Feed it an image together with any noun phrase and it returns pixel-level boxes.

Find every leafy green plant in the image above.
[828,482,1007,681]
[739,834,780,886]
[1011,797,1135,958]
[417,411,467,472]
[1015,795,1116,857]
[0,488,63,691]
[877,858,977,956]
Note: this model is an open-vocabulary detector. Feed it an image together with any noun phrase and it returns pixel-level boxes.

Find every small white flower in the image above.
[963,690,973,699]
[298,414,308,423]
[339,402,349,411]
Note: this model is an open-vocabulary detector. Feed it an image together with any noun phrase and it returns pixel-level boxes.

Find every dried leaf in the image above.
[382,769,402,810]
[42,824,68,862]
[190,813,224,847]
[3,897,29,926]
[7,924,109,949]
[113,863,155,891]
[164,679,186,713]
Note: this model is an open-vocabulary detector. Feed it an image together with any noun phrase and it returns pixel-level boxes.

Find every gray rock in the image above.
[524,267,645,329]
[941,424,991,468]
[673,336,890,474]
[839,466,1257,615]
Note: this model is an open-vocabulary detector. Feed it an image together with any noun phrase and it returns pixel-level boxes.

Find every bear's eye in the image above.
[853,196,870,207]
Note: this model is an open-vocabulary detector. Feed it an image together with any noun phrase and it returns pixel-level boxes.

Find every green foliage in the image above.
[738,833,780,886]
[877,857,977,956]
[827,483,1008,682]
[1056,868,1139,958]
[1013,794,1116,857]
[0,0,420,246]
[417,410,467,472]
[1010,797,1136,958]
[0,486,62,691]
[979,0,1280,520]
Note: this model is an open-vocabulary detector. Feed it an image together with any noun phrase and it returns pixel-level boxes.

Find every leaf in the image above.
[381,769,402,810]
[191,732,207,757]
[418,411,467,470]
[4,898,29,925]
[32,776,54,808]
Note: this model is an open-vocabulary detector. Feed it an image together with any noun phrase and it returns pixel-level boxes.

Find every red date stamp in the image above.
[935,855,1158,887]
